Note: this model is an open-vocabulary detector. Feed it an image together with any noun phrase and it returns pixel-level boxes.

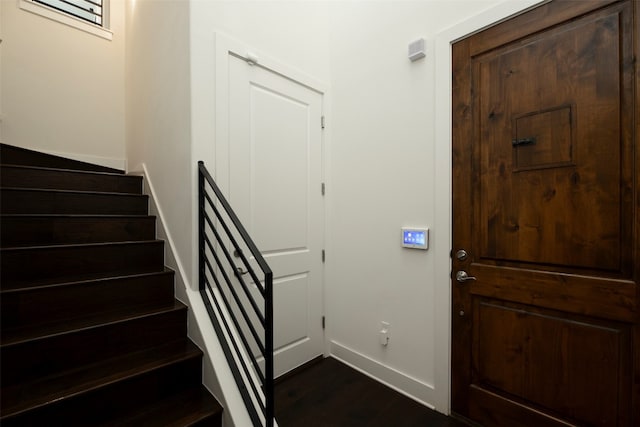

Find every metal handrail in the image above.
[198,161,274,427]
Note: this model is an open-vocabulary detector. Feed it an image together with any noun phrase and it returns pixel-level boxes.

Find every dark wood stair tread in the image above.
[0,339,202,419]
[1,269,176,334]
[1,299,186,347]
[0,144,123,174]
[1,239,162,250]
[0,186,148,198]
[1,214,156,246]
[1,163,131,177]
[1,265,170,292]
[1,240,165,287]
[95,385,223,427]
[0,151,223,426]
[0,164,142,194]
[0,268,173,294]
[0,187,149,215]
[1,213,152,217]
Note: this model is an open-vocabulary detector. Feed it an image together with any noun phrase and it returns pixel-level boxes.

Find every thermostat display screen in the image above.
[402,227,429,250]
[404,230,426,245]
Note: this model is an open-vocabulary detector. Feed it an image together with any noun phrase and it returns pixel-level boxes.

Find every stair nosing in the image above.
[0,186,148,197]
[1,300,187,348]
[0,163,143,179]
[0,340,202,420]
[0,268,174,295]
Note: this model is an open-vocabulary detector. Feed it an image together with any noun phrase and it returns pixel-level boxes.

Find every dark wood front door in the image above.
[451,1,639,426]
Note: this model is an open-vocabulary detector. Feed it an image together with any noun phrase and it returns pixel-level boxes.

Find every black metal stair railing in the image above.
[198,161,274,427]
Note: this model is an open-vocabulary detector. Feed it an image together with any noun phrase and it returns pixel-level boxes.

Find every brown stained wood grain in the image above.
[477,6,625,271]
[275,357,466,427]
[633,4,640,426]
[0,153,222,425]
[473,300,628,426]
[0,215,156,247]
[0,241,165,287]
[451,37,474,416]
[0,165,143,194]
[0,143,123,174]
[452,1,639,426]
[92,385,223,427]
[469,264,637,322]
[513,106,573,170]
[468,386,574,427]
[1,270,175,332]
[0,188,149,215]
[1,345,203,426]
[1,301,188,385]
[468,0,620,57]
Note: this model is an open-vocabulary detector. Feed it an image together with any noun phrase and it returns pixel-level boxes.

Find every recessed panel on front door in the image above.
[478,10,622,272]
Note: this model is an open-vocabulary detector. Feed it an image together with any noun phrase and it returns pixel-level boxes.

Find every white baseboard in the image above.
[330,340,437,411]
[137,163,253,427]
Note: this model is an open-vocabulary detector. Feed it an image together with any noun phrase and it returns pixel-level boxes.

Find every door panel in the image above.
[228,54,324,378]
[452,1,639,426]
[474,300,629,426]
[478,6,624,271]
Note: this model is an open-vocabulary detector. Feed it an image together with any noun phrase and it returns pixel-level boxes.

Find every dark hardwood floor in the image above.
[275,357,468,427]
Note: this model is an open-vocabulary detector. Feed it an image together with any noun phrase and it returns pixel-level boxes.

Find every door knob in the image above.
[455,249,469,261]
[456,270,477,283]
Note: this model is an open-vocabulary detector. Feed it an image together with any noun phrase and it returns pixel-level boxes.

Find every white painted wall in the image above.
[325,0,505,413]
[189,0,538,416]
[188,6,332,424]
[0,0,126,168]
[190,0,333,287]
[125,0,192,273]
[127,1,333,425]
[3,0,540,420]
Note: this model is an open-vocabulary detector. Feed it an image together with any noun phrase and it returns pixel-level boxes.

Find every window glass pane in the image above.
[34,0,102,26]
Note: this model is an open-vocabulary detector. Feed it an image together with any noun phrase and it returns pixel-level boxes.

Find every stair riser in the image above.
[110,386,223,426]
[0,355,203,426]
[1,272,175,332]
[1,166,142,194]
[0,189,148,215]
[1,306,188,385]
[0,144,122,174]
[1,216,156,247]
[1,241,164,287]
[0,148,222,426]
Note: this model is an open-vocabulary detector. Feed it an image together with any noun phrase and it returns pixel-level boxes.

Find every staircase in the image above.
[0,144,223,426]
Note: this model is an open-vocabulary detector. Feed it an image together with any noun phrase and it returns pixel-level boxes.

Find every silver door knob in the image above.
[455,249,468,261]
[456,270,477,283]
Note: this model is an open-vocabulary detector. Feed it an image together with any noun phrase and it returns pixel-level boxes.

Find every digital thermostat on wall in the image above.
[401,227,429,250]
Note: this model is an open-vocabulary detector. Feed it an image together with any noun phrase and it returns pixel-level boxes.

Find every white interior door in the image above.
[227,53,324,378]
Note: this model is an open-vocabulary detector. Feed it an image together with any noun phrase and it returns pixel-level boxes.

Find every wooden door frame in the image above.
[432,0,546,414]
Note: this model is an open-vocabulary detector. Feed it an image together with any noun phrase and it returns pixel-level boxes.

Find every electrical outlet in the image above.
[379,321,390,346]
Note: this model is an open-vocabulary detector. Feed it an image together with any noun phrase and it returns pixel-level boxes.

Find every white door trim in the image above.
[432,0,546,414]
